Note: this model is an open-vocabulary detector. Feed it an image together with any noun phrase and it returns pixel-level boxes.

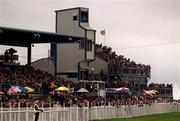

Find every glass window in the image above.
[80,11,88,23]
[79,39,92,51]
[87,40,92,51]
[73,15,77,21]
[79,39,85,49]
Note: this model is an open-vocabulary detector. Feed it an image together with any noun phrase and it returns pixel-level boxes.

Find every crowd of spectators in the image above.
[1,98,52,108]
[0,65,53,94]
[0,65,76,107]
[0,65,174,108]
[0,93,174,108]
[148,83,173,88]
[0,46,173,108]
[148,83,173,97]
[95,44,151,77]
[0,65,75,94]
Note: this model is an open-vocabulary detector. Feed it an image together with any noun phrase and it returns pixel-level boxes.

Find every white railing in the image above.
[0,103,180,121]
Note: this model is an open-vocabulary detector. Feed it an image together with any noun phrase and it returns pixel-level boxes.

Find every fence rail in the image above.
[0,103,180,121]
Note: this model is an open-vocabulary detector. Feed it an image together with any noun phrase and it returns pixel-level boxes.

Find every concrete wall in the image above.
[89,57,108,74]
[56,74,78,82]
[31,58,54,75]
[56,43,84,73]
[56,9,85,37]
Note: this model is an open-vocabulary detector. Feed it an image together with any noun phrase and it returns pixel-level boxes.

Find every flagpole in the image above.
[100,29,106,46]
[104,34,106,46]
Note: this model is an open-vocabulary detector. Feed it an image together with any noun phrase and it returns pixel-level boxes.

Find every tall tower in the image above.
[51,7,96,81]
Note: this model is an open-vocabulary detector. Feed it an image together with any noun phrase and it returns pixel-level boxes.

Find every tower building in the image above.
[51,7,96,81]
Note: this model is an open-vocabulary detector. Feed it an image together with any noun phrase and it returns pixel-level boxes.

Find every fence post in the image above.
[63,103,66,121]
[69,103,72,121]
[56,105,58,121]
[56,110,58,121]
[84,102,86,121]
[98,102,100,120]
[41,102,44,121]
[76,103,79,121]
[49,103,52,121]
[26,103,29,121]
[18,103,20,121]
[86,102,88,121]
[9,103,12,121]
[1,103,3,121]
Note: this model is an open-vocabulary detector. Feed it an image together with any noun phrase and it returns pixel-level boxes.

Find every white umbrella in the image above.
[11,86,22,93]
[7,88,17,95]
[115,87,130,92]
[77,88,89,93]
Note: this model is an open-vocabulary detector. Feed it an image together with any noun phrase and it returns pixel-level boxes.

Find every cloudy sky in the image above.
[0,0,180,98]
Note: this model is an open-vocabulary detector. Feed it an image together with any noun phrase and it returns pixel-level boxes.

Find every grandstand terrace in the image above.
[89,44,151,94]
[148,83,173,99]
[0,7,173,112]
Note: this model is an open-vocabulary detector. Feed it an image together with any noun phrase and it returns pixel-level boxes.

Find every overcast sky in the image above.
[0,0,180,99]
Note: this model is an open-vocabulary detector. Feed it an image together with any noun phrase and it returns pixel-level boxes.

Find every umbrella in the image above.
[151,90,159,94]
[0,91,4,95]
[143,90,158,95]
[7,88,17,95]
[143,90,156,97]
[17,86,28,92]
[77,88,89,93]
[49,90,55,95]
[11,86,22,93]
[115,87,130,92]
[11,85,28,93]
[24,87,34,93]
[55,86,69,91]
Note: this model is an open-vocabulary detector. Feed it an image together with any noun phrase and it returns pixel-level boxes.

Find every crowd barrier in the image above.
[0,103,180,121]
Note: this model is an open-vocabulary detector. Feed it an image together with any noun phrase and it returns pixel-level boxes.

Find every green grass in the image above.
[92,112,180,121]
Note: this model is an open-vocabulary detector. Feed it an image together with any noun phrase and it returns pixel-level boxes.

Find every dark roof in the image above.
[55,7,88,13]
[0,26,83,47]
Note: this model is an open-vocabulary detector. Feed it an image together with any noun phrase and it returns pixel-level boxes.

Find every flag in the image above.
[100,29,105,35]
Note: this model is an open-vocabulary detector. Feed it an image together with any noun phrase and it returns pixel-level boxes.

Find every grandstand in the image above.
[148,83,173,99]
[0,7,173,106]
[89,44,151,94]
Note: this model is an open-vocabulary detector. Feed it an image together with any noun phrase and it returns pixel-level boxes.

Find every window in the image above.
[73,15,77,21]
[79,39,85,49]
[67,73,78,78]
[86,40,92,51]
[79,39,92,51]
[80,11,88,23]
[80,70,88,80]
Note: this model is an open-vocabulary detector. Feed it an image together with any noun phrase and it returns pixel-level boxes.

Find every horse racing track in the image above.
[92,112,180,121]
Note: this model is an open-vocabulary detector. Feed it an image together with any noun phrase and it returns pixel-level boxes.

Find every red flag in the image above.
[100,29,105,35]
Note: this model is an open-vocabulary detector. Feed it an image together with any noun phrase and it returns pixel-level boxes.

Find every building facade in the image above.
[51,7,96,81]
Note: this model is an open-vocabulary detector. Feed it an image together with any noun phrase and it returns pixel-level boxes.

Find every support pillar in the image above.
[27,44,31,66]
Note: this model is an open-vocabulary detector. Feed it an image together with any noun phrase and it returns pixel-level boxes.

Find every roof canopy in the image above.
[0,26,83,65]
[0,26,83,47]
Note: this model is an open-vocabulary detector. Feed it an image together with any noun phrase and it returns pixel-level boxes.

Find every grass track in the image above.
[92,112,180,121]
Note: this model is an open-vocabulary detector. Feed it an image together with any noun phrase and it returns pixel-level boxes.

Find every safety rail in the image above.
[0,103,180,121]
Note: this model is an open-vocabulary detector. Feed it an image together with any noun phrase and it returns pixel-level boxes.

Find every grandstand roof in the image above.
[0,26,83,47]
[0,26,83,65]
